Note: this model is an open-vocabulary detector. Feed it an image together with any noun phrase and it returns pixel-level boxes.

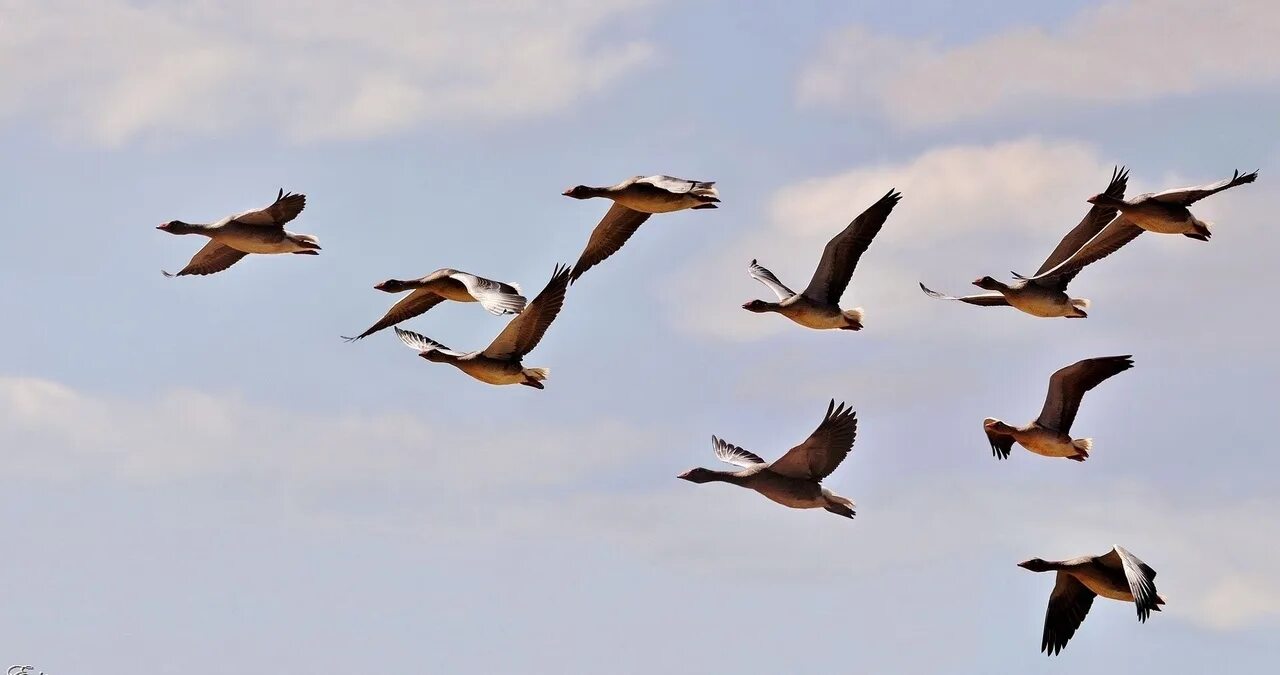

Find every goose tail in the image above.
[841,307,865,330]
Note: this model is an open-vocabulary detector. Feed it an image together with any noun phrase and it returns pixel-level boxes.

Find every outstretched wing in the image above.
[1041,572,1096,656]
[569,203,651,283]
[1099,547,1162,622]
[711,436,766,468]
[232,188,306,227]
[163,240,248,277]
[919,283,1009,307]
[1149,169,1258,206]
[450,272,527,315]
[748,259,796,300]
[801,189,901,305]
[393,327,464,357]
[482,264,571,360]
[1036,355,1134,434]
[1022,215,1143,289]
[1035,166,1128,276]
[767,400,857,480]
[343,290,447,341]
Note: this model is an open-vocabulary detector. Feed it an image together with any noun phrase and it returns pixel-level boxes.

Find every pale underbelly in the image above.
[612,194,697,214]
[781,306,847,329]
[217,234,295,254]
[1006,293,1076,318]
[1017,432,1079,457]
[1128,212,1193,235]
[1074,573,1133,602]
[758,491,827,509]
[457,360,525,385]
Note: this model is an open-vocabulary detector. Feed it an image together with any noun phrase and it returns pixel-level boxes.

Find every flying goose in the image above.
[985,355,1133,462]
[158,189,319,277]
[919,167,1129,318]
[343,269,526,342]
[563,175,719,282]
[1019,546,1165,655]
[678,400,858,519]
[743,189,901,331]
[1020,169,1260,284]
[393,264,570,388]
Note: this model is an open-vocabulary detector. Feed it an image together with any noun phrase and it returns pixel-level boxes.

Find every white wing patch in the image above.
[748,259,796,300]
[450,272,527,315]
[712,435,766,468]
[394,327,462,356]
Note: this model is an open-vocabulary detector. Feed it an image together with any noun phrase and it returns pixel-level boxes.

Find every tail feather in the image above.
[523,367,549,382]
[840,307,865,331]
[1072,438,1093,453]
[1071,298,1090,309]
[822,489,855,518]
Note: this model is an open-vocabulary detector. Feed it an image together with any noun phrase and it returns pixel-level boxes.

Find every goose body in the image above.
[158,189,319,277]
[745,190,900,331]
[920,167,1131,317]
[344,269,526,341]
[1089,169,1257,239]
[1019,546,1166,655]
[393,265,569,389]
[679,401,859,519]
[563,175,719,282]
[985,355,1133,462]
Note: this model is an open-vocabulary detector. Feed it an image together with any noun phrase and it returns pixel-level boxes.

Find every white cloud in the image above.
[5,375,1278,634]
[798,0,1280,127]
[0,376,652,488]
[0,0,658,144]
[664,138,1122,341]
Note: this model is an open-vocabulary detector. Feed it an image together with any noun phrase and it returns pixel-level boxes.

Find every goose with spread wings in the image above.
[1019,546,1166,656]
[158,189,319,277]
[743,189,900,331]
[919,167,1129,318]
[393,265,569,389]
[1018,169,1259,285]
[343,269,526,341]
[563,175,719,282]
[984,355,1133,462]
[678,401,858,519]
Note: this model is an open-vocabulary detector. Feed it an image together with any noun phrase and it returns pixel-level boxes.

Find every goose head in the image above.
[972,276,1005,292]
[983,418,1017,434]
[374,279,410,293]
[562,185,596,199]
[157,220,196,234]
[419,350,454,363]
[1017,558,1057,573]
[677,467,720,484]
[742,299,774,313]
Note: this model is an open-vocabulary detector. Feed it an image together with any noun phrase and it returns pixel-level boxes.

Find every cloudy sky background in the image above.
[2,1,1278,672]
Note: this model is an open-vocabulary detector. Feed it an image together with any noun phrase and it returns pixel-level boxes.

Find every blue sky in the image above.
[2,1,1278,672]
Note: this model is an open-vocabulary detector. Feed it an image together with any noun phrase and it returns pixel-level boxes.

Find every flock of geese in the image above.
[157,167,1257,655]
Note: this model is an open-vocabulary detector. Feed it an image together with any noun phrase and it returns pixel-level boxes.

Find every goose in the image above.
[158,189,319,277]
[1019,546,1165,655]
[985,355,1133,462]
[563,175,719,282]
[1019,169,1259,284]
[678,400,858,519]
[743,189,900,331]
[343,269,526,342]
[393,264,570,388]
[919,167,1129,318]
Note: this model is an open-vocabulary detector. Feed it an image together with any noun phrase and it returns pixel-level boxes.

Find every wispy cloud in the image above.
[0,0,659,145]
[798,0,1280,127]
[0,376,652,488]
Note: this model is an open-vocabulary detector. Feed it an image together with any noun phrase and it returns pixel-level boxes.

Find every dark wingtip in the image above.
[161,269,176,278]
